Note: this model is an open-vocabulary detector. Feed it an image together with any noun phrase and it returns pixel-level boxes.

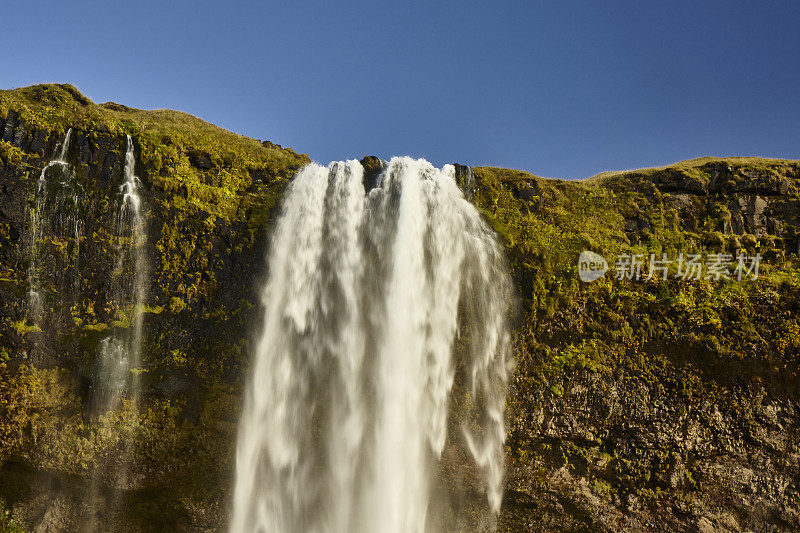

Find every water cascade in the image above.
[231,157,512,533]
[27,128,83,322]
[87,135,148,524]
[94,135,148,412]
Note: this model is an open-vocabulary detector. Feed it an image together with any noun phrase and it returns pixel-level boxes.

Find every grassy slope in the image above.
[0,83,307,220]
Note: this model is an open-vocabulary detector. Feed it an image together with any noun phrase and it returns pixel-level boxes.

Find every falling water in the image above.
[231,157,512,533]
[94,135,147,411]
[27,128,83,322]
[87,136,147,527]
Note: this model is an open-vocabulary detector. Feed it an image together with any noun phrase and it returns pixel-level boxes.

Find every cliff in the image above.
[475,162,800,531]
[0,84,798,532]
[0,84,309,530]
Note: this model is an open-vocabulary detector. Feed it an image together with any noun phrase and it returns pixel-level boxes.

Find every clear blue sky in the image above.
[3,1,799,178]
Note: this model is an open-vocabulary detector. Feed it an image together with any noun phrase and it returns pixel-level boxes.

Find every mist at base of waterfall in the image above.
[231,157,512,533]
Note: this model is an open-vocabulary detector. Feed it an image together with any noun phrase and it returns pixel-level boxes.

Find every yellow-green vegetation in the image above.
[0,141,25,168]
[0,84,306,200]
[474,158,800,529]
[8,320,41,335]
[590,155,797,184]
[0,503,22,533]
[0,83,309,310]
[0,365,236,528]
[0,84,310,529]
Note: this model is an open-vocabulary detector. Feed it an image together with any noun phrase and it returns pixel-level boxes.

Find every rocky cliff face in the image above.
[0,84,309,530]
[475,163,800,532]
[0,84,799,532]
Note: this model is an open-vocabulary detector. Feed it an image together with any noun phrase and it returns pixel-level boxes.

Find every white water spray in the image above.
[231,157,511,533]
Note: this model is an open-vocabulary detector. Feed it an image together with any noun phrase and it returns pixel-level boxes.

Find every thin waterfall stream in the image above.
[231,157,512,533]
[87,135,148,526]
[94,135,147,411]
[27,128,83,323]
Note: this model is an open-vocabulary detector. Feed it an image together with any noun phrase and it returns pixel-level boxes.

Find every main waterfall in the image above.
[231,157,511,533]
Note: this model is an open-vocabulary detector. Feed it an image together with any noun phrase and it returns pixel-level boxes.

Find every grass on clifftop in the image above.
[0,83,313,309]
[0,83,309,222]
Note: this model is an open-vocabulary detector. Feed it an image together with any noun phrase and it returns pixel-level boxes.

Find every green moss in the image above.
[168,297,186,314]
[1,83,312,313]
[702,231,726,249]
[589,155,798,185]
[475,156,800,521]
[740,233,758,250]
[552,340,612,374]
[0,501,23,533]
[10,320,41,335]
[0,141,26,168]
[1,83,308,233]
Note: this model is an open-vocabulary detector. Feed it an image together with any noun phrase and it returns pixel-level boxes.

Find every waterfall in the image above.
[27,128,83,322]
[87,135,147,526]
[94,135,147,411]
[231,157,512,533]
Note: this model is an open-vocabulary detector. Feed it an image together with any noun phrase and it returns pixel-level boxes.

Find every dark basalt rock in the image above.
[510,178,541,202]
[730,169,791,196]
[2,110,18,142]
[654,168,708,194]
[12,119,26,150]
[453,163,477,200]
[29,129,47,156]
[261,140,283,150]
[360,155,385,192]
[188,150,214,170]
